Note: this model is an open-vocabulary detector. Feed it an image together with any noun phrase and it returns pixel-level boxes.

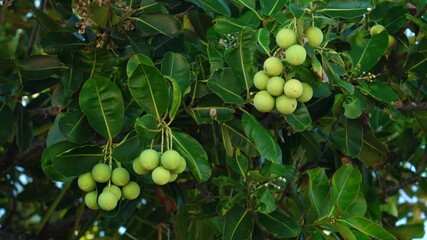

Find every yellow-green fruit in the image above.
[267,76,286,96]
[91,163,111,183]
[103,185,122,200]
[285,45,306,65]
[151,166,171,185]
[263,57,283,76]
[84,191,99,210]
[122,181,140,200]
[253,70,270,90]
[276,95,298,114]
[172,157,187,174]
[297,83,314,103]
[284,79,303,98]
[133,158,149,175]
[169,173,178,182]
[253,90,275,113]
[387,35,395,48]
[78,172,96,192]
[305,27,323,47]
[97,191,118,211]
[370,24,385,36]
[139,149,160,170]
[111,167,130,186]
[276,28,297,48]
[160,150,181,171]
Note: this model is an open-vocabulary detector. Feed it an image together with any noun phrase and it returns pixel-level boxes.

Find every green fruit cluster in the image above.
[370,24,395,49]
[78,163,140,211]
[133,149,187,185]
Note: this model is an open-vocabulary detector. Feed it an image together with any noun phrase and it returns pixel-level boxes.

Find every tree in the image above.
[1,0,426,239]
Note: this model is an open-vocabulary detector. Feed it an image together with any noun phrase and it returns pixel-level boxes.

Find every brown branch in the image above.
[0,0,13,25]
[0,139,46,175]
[28,106,61,118]
[402,2,427,30]
[384,175,420,194]
[395,102,427,112]
[27,0,48,56]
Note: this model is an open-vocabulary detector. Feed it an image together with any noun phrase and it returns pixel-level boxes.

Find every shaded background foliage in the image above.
[0,0,427,239]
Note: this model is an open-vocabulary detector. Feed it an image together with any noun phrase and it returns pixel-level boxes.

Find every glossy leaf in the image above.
[53,145,103,178]
[221,121,258,157]
[41,32,88,50]
[207,68,244,104]
[260,0,287,16]
[323,0,373,19]
[232,0,259,19]
[126,54,153,78]
[332,119,363,157]
[223,207,253,240]
[307,168,329,218]
[112,133,144,163]
[134,113,160,142]
[213,17,245,34]
[330,164,362,211]
[284,103,312,132]
[386,223,425,240]
[217,192,246,216]
[41,141,77,182]
[357,131,388,168]
[357,81,399,104]
[172,131,211,182]
[20,55,67,80]
[256,188,276,214]
[191,0,231,16]
[133,14,180,37]
[414,111,427,134]
[257,211,301,238]
[226,149,248,176]
[161,52,191,94]
[242,112,282,164]
[337,217,396,240]
[166,76,182,121]
[255,28,270,55]
[15,104,32,152]
[0,105,14,146]
[79,77,124,139]
[344,192,367,217]
[58,110,94,144]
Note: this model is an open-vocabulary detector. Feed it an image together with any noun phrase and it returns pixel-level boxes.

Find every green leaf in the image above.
[41,141,77,182]
[257,211,301,238]
[217,192,246,216]
[222,124,234,157]
[242,112,282,164]
[330,164,362,212]
[380,6,408,34]
[192,0,231,16]
[134,114,160,142]
[208,42,225,73]
[385,223,425,240]
[226,149,248,176]
[260,0,287,16]
[357,131,388,168]
[126,54,153,78]
[350,30,388,75]
[335,222,357,240]
[323,0,373,19]
[337,217,396,240]
[213,17,245,34]
[232,0,260,20]
[0,105,14,146]
[344,192,367,217]
[79,77,124,139]
[112,133,144,163]
[414,111,427,134]
[166,76,182,121]
[161,52,191,94]
[207,68,244,104]
[20,55,67,80]
[284,103,312,132]
[224,27,257,98]
[300,131,321,162]
[223,207,253,240]
[331,119,363,157]
[256,188,277,214]
[15,104,32,153]
[41,32,88,50]
[222,121,258,157]
[357,81,399,104]
[46,114,67,147]
[255,28,270,55]
[53,145,103,178]
[307,168,329,218]
[58,110,94,144]
[128,64,170,120]
[172,131,211,182]
[133,13,180,37]
[343,91,366,119]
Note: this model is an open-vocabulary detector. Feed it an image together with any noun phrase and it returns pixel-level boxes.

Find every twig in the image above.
[0,0,13,25]
[27,0,48,56]
[384,175,419,193]
[395,102,427,112]
[28,106,60,118]
[402,2,427,30]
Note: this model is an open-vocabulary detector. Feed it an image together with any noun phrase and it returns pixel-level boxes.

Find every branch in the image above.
[402,2,427,30]
[0,139,46,175]
[0,0,13,25]
[28,106,61,117]
[395,102,427,112]
[384,175,420,194]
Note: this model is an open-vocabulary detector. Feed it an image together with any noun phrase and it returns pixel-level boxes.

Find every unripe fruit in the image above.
[161,150,181,171]
[91,163,111,183]
[103,185,122,200]
[133,158,149,175]
[263,57,283,76]
[169,173,178,182]
[297,83,313,103]
[387,35,395,48]
[253,91,275,113]
[276,28,297,48]
[97,191,118,211]
[122,181,140,200]
[139,149,160,170]
[151,166,171,185]
[305,27,323,47]
[284,79,303,98]
[78,172,96,192]
[172,157,187,174]
[276,95,298,114]
[370,24,385,36]
[111,167,130,186]
[267,76,286,96]
[85,191,99,210]
[253,70,270,90]
[285,45,306,66]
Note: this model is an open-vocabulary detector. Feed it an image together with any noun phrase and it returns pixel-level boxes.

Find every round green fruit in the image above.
[91,163,111,183]
[387,35,395,48]
[370,24,385,36]
[305,26,323,47]
[97,191,118,211]
[172,157,187,174]
[169,173,178,182]
[285,45,306,66]
[297,83,313,103]
[139,149,160,170]
[151,166,171,185]
[111,167,130,186]
[122,181,140,200]
[160,150,181,171]
[253,90,275,113]
[78,172,96,192]
[263,57,283,76]
[133,158,149,175]
[276,28,297,48]
[103,185,122,200]
[267,76,286,96]
[284,79,303,98]
[276,95,298,115]
[84,191,99,210]
[253,70,270,90]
